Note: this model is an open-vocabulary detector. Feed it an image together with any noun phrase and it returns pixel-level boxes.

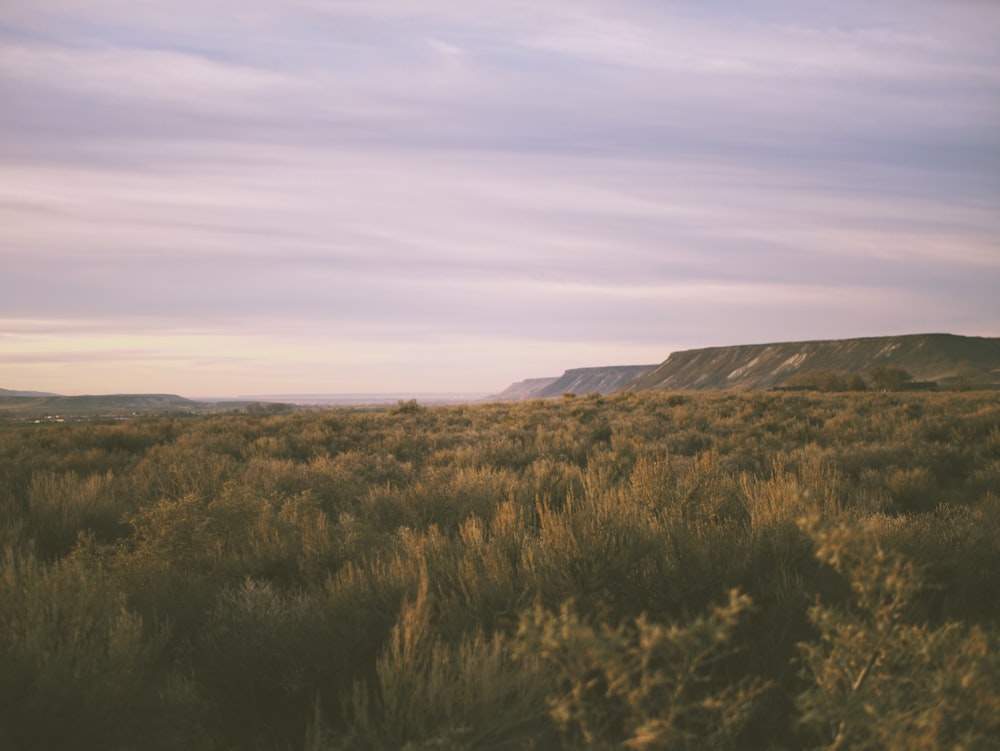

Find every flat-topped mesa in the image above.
[628,334,1000,392]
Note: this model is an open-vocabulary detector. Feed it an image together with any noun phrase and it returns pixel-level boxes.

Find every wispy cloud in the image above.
[1,0,997,394]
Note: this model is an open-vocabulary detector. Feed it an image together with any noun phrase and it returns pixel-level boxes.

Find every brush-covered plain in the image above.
[2,391,998,750]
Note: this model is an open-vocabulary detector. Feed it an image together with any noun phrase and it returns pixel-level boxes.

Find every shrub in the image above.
[0,548,190,750]
[393,398,425,415]
[796,515,1000,749]
[869,366,913,391]
[195,577,351,747]
[785,370,868,392]
[516,590,768,750]
[334,573,550,750]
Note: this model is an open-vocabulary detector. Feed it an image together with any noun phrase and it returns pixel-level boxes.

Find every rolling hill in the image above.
[0,388,59,397]
[0,393,271,419]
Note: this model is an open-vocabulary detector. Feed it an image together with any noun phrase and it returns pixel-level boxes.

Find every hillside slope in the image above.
[492,366,658,401]
[629,334,1000,392]
[489,377,561,401]
[536,365,658,397]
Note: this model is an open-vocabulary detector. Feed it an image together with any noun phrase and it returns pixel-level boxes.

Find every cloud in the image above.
[1,1,997,394]
[5,1,996,156]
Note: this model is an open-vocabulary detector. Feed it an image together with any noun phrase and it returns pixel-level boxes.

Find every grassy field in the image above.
[1,391,998,749]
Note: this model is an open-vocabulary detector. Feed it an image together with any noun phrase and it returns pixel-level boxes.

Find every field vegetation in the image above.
[1,390,998,749]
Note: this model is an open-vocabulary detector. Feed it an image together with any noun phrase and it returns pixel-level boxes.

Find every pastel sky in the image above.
[2,0,998,397]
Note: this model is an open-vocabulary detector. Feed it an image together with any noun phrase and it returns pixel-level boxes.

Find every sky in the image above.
[2,0,998,398]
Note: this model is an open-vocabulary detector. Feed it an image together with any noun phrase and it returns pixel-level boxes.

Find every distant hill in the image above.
[0,388,60,397]
[628,334,1000,392]
[492,365,658,400]
[0,393,275,419]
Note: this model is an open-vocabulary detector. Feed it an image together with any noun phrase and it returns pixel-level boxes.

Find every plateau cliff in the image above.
[628,334,1000,392]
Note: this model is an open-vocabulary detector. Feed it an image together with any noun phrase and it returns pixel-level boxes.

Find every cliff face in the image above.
[492,365,658,400]
[628,334,1000,392]
[489,377,560,401]
[536,365,658,397]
